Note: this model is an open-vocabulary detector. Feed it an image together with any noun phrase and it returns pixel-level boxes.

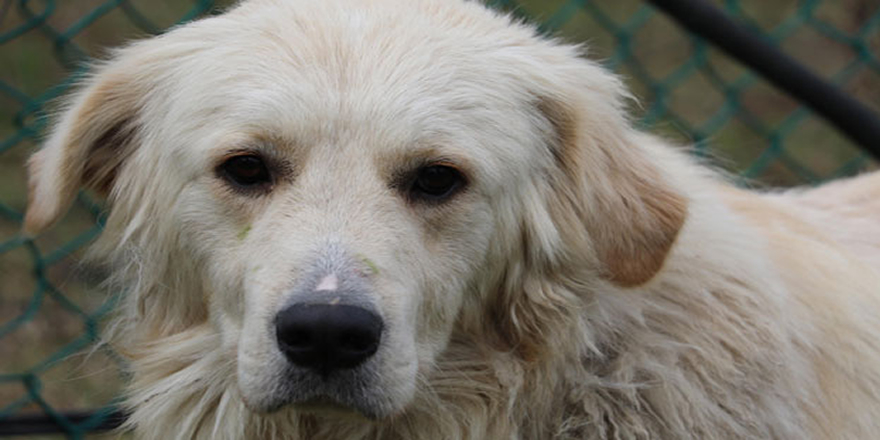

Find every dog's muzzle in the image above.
[255,247,402,418]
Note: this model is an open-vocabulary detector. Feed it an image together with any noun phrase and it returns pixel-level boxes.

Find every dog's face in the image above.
[23,0,686,420]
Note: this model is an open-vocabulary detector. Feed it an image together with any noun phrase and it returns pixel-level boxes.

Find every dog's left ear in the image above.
[485,63,689,360]
[537,87,688,287]
[23,64,144,236]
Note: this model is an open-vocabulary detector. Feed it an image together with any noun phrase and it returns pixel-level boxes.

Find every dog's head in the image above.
[24,0,686,420]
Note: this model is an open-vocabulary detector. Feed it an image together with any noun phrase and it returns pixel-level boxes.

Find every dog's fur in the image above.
[23,0,880,438]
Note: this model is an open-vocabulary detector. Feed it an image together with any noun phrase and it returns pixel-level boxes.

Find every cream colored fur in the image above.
[23,0,880,438]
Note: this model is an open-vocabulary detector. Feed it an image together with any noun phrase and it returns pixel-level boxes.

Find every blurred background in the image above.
[1,0,878,438]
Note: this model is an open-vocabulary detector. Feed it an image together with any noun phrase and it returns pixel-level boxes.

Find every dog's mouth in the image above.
[260,389,391,421]
[240,362,401,420]
[245,384,389,420]
[290,396,379,420]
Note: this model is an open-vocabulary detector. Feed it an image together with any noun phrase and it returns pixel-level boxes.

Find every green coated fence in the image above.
[1,0,878,437]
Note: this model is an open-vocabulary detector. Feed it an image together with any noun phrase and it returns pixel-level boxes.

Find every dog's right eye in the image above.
[219,155,272,190]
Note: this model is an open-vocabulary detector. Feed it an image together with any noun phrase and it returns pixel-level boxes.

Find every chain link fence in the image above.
[1,0,878,437]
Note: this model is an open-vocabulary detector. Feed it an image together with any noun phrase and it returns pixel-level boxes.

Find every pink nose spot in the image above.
[315,273,339,292]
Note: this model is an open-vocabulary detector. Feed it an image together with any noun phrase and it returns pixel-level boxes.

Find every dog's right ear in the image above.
[24,65,144,236]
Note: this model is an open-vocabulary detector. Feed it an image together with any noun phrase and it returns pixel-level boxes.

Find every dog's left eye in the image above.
[219,155,272,189]
[410,164,465,201]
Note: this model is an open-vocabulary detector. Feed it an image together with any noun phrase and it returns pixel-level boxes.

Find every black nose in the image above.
[275,304,383,376]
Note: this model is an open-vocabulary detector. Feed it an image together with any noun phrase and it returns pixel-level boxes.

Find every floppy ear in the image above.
[484,84,688,361]
[538,94,688,287]
[24,66,143,236]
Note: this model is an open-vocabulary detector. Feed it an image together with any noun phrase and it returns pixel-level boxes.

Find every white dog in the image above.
[23,0,880,438]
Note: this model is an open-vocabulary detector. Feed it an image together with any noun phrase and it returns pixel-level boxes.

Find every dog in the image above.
[22,0,880,438]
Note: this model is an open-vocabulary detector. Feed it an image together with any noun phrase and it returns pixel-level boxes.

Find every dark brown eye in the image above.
[219,155,272,189]
[411,165,465,201]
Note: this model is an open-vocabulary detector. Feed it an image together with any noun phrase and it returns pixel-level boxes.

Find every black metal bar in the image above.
[645,0,880,160]
[0,410,127,436]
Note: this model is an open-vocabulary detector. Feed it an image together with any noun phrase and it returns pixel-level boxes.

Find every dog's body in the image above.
[23,0,880,438]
